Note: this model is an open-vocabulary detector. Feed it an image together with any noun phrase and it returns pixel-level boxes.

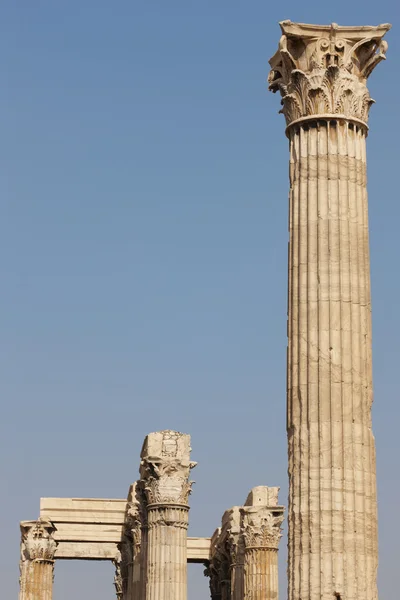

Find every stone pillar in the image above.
[19,518,57,600]
[226,509,244,600]
[124,482,146,600]
[113,551,124,600]
[207,548,230,600]
[241,488,284,600]
[140,430,196,600]
[268,20,391,600]
[206,529,223,600]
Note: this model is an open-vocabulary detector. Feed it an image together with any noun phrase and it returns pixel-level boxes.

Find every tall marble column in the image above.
[241,489,284,600]
[140,430,196,600]
[19,518,57,600]
[268,21,391,600]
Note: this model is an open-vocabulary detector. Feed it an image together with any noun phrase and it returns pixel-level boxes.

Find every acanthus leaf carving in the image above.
[140,431,196,506]
[20,518,58,563]
[241,506,284,550]
[269,21,390,127]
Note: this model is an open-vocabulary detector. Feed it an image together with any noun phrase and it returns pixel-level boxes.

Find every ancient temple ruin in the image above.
[18,20,390,600]
[19,431,284,600]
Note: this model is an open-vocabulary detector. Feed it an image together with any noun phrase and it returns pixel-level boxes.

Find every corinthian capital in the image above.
[20,518,58,562]
[268,21,391,128]
[241,506,284,550]
[140,430,196,506]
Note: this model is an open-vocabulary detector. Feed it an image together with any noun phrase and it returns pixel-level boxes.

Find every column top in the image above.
[20,518,58,561]
[268,20,391,130]
[140,430,196,506]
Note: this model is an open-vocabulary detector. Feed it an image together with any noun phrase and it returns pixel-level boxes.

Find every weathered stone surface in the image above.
[269,21,390,129]
[20,437,284,600]
[207,487,284,600]
[269,20,390,600]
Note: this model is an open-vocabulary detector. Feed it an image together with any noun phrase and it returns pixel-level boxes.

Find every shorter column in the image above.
[113,551,124,600]
[126,482,146,600]
[140,430,196,600]
[241,488,284,600]
[206,546,230,600]
[19,518,58,600]
[225,508,244,600]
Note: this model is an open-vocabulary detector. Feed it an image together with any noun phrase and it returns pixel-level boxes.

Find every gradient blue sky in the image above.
[1,2,399,599]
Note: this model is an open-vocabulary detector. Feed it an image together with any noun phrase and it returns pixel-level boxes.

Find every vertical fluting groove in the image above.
[341,121,354,600]
[358,126,375,599]
[294,125,301,600]
[326,121,334,599]
[295,125,301,599]
[308,125,319,600]
[289,127,300,600]
[362,131,378,595]
[348,122,360,600]
[319,121,332,598]
[299,124,310,600]
[337,121,346,597]
[361,129,374,594]
[287,131,295,600]
[354,126,368,600]
[316,121,322,600]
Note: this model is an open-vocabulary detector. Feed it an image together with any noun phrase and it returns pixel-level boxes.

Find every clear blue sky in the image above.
[1,2,399,599]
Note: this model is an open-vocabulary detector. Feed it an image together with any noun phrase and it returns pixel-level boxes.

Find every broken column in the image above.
[268,20,391,600]
[19,518,57,600]
[140,430,196,600]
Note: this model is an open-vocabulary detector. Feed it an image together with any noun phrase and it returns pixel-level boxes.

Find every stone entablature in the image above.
[39,496,210,561]
[268,21,390,129]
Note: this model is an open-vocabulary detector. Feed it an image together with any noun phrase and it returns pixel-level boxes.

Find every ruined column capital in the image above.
[268,21,391,129]
[139,430,196,506]
[240,505,284,550]
[20,518,58,562]
[125,482,144,550]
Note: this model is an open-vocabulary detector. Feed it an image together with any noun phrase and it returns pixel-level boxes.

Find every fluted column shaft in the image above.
[244,548,279,600]
[287,119,377,600]
[146,504,189,600]
[19,558,55,600]
[230,559,244,600]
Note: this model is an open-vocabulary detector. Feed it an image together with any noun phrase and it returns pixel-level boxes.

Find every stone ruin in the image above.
[18,20,391,600]
[19,430,284,600]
